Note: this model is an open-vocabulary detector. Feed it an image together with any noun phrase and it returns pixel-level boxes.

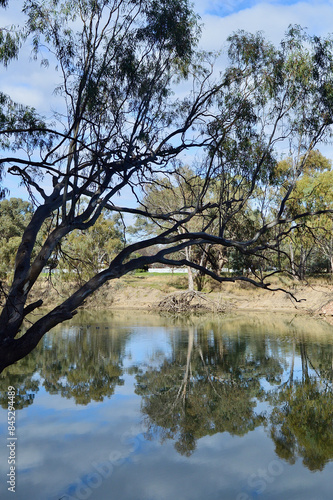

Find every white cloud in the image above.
[3,0,333,201]
[198,1,333,51]
[3,1,333,117]
[3,45,64,117]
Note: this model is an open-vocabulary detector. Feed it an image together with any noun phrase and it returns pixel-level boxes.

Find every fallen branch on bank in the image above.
[156,291,227,313]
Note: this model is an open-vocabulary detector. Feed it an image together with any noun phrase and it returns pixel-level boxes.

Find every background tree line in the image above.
[129,149,333,288]
[2,150,333,290]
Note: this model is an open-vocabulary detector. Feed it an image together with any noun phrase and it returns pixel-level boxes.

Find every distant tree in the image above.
[273,151,333,278]
[132,167,223,290]
[0,198,34,278]
[57,209,124,282]
[1,1,333,371]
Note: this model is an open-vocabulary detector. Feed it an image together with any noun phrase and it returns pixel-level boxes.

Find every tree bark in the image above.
[185,246,195,291]
[289,240,296,277]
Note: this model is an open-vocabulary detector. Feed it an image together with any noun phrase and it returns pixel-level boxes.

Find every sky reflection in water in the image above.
[1,311,333,500]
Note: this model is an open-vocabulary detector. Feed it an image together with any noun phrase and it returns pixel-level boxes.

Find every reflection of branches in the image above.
[279,338,295,389]
[175,327,194,404]
[2,318,129,407]
[137,328,268,456]
[269,336,333,471]
[270,378,333,471]
[197,346,222,398]
[304,350,333,392]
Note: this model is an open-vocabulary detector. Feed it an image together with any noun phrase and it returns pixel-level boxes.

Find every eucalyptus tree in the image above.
[1,0,333,371]
[131,167,225,290]
[57,208,124,282]
[273,151,333,278]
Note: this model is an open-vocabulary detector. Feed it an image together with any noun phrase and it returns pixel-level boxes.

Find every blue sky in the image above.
[2,0,333,200]
[194,0,333,50]
[3,0,333,114]
[197,0,333,17]
[203,0,317,16]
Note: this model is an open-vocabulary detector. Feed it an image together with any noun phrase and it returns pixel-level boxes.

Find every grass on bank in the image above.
[38,269,333,293]
[3,269,333,312]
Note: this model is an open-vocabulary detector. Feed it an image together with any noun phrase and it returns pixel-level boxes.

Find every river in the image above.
[1,311,333,499]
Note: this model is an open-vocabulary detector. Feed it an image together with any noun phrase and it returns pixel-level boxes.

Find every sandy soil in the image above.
[25,274,333,317]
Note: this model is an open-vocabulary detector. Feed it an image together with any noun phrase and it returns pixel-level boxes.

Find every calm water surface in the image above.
[1,311,333,500]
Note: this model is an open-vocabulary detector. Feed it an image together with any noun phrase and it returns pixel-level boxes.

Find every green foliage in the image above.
[0,0,21,66]
[0,316,129,406]
[137,0,200,63]
[0,198,124,282]
[0,2,50,199]
[0,92,48,152]
[0,197,33,239]
[272,151,333,278]
[0,26,20,66]
[58,210,124,282]
[22,0,199,125]
[0,198,33,278]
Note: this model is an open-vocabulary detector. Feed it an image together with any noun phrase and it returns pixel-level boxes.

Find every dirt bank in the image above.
[23,273,333,317]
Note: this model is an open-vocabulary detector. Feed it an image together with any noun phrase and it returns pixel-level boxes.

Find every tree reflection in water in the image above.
[0,313,131,406]
[269,337,333,471]
[1,312,333,472]
[135,323,273,456]
[135,317,333,469]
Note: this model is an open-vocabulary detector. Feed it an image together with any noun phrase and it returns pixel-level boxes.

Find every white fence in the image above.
[148,267,188,274]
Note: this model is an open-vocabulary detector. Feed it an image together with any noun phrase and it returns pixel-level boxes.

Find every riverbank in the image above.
[22,273,333,317]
